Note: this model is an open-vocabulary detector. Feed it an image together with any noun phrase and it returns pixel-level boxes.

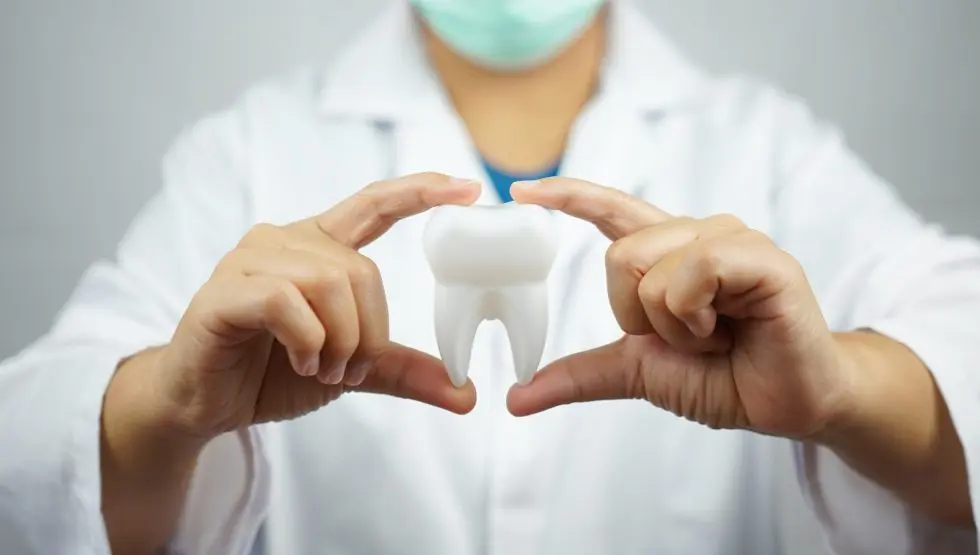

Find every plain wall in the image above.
[1,1,978,551]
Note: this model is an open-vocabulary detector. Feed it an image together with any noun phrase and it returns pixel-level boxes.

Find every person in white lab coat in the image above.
[0,1,978,553]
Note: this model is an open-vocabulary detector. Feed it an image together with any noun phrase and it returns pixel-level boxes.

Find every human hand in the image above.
[139,173,481,441]
[507,178,851,439]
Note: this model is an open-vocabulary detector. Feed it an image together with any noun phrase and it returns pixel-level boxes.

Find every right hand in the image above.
[146,173,481,440]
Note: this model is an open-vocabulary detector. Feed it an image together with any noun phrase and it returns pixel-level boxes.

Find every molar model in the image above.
[422,203,559,387]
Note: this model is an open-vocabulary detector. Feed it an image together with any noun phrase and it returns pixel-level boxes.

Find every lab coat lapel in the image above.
[550,0,709,330]
[551,88,647,293]
[560,0,707,198]
[393,116,497,204]
[316,2,496,204]
[561,91,647,199]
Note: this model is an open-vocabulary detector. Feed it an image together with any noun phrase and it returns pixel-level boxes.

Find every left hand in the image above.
[507,178,852,439]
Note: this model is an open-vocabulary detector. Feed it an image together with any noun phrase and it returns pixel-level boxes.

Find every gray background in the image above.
[0,2,978,550]
[2,0,979,358]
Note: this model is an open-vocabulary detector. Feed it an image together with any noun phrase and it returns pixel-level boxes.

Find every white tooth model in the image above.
[423,203,559,387]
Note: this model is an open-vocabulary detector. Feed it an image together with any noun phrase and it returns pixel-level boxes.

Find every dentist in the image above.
[1,1,978,554]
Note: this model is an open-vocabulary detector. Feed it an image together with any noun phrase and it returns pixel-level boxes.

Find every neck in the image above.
[424,14,606,173]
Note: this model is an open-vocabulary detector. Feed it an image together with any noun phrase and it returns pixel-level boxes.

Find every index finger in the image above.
[312,173,482,249]
[510,177,671,240]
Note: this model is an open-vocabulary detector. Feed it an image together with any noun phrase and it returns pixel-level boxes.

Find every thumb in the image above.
[354,343,477,414]
[507,337,641,417]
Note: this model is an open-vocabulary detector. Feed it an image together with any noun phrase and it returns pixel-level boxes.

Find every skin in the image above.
[421,7,606,173]
[101,7,973,555]
[507,177,974,528]
[101,174,482,553]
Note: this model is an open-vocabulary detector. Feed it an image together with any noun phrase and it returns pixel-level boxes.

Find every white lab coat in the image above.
[1,2,978,554]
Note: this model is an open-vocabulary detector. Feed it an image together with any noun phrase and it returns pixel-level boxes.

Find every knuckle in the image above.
[239,223,281,247]
[690,242,724,273]
[706,213,746,231]
[214,248,247,275]
[743,228,774,244]
[296,253,347,289]
[637,273,668,308]
[361,179,388,195]
[314,264,349,290]
[607,186,634,204]
[303,263,349,302]
[263,281,296,315]
[185,287,217,322]
[659,217,697,238]
[604,239,634,270]
[777,249,807,280]
[351,185,388,214]
[348,255,381,288]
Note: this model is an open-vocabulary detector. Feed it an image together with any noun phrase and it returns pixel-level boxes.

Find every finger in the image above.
[668,230,805,321]
[510,177,671,240]
[604,215,744,334]
[278,247,388,386]
[664,247,721,339]
[507,339,639,417]
[638,267,731,353]
[343,253,389,387]
[310,269,358,386]
[312,173,481,249]
[230,248,362,385]
[228,231,389,380]
[353,344,477,415]
[206,275,326,377]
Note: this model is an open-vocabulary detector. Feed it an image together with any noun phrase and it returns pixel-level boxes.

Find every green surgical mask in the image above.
[410,0,606,70]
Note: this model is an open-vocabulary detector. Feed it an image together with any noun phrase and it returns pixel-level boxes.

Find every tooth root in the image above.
[498,284,550,386]
[434,285,484,388]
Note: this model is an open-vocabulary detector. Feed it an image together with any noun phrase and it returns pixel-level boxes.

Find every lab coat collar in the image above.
[316,0,707,122]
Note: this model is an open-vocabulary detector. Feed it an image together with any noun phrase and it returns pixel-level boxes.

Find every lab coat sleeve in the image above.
[767,89,980,553]
[0,107,270,555]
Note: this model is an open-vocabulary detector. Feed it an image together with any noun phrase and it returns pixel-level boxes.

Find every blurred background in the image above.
[3,0,979,359]
[1,0,977,551]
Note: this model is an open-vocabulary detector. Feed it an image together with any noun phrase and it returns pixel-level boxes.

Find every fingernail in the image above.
[343,360,372,387]
[290,351,319,377]
[301,354,320,377]
[684,308,716,339]
[511,180,540,190]
[450,177,481,187]
[323,361,348,385]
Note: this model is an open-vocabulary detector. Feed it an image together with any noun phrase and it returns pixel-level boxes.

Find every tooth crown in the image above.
[423,204,559,386]
[423,204,558,287]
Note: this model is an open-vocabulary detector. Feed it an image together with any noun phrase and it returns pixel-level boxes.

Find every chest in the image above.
[250,109,789,554]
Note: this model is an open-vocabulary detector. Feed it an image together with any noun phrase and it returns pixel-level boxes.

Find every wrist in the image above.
[810,330,946,466]
[102,347,209,485]
[804,331,973,526]
[806,331,876,448]
[101,347,209,552]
